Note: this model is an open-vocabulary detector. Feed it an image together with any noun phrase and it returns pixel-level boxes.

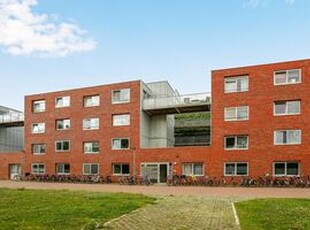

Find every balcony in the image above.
[143,93,211,115]
[0,113,24,127]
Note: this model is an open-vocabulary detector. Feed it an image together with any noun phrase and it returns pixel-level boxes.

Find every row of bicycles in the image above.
[166,175,310,187]
[118,175,153,186]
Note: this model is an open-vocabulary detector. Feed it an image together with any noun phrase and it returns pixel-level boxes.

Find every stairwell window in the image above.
[32,100,46,113]
[182,163,204,176]
[224,162,248,176]
[31,123,45,134]
[274,101,300,116]
[83,118,99,130]
[112,138,130,150]
[55,96,70,108]
[273,162,299,176]
[274,69,301,85]
[84,95,100,107]
[112,88,130,104]
[225,136,248,150]
[224,75,248,93]
[274,130,301,145]
[224,106,249,121]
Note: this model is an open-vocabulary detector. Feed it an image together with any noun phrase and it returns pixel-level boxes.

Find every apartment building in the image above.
[0,59,309,182]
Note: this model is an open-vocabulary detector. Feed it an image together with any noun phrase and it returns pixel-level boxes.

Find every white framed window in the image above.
[182,163,204,176]
[224,136,248,150]
[112,138,130,150]
[31,123,45,134]
[224,75,248,93]
[84,95,100,107]
[274,130,301,145]
[55,96,70,108]
[55,140,70,152]
[32,144,46,155]
[56,119,71,130]
[224,106,249,121]
[113,163,130,175]
[83,141,99,154]
[274,69,301,85]
[31,163,45,174]
[273,162,299,176]
[83,163,99,175]
[224,162,248,176]
[56,163,70,175]
[274,101,300,116]
[83,118,99,130]
[32,100,46,113]
[113,114,130,126]
[112,88,130,104]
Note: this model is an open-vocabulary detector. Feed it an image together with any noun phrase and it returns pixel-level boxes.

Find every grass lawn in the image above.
[0,188,155,230]
[235,198,310,230]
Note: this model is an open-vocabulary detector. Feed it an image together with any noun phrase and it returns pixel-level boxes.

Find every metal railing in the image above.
[143,92,211,110]
[0,113,24,124]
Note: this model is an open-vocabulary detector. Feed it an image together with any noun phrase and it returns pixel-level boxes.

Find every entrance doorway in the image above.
[141,163,170,183]
[9,164,21,180]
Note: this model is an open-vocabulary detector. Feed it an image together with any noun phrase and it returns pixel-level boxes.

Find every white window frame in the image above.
[55,96,70,108]
[224,75,248,93]
[56,119,71,130]
[112,114,130,126]
[31,123,45,134]
[83,163,99,175]
[83,118,99,130]
[55,140,70,152]
[274,130,301,145]
[273,162,299,177]
[224,162,249,176]
[32,100,46,113]
[84,95,100,107]
[31,163,45,174]
[32,144,46,155]
[224,106,249,121]
[56,163,70,175]
[112,138,130,150]
[273,100,300,116]
[182,163,204,176]
[224,135,249,150]
[83,141,99,154]
[274,69,301,85]
[112,88,131,104]
[112,163,130,175]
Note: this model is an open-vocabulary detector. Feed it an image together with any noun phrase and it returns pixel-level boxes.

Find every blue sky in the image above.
[0,0,309,110]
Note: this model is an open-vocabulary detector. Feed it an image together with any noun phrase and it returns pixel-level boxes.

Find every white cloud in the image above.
[0,0,96,57]
[244,0,296,8]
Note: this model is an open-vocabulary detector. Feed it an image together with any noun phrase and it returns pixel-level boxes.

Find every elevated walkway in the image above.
[0,113,24,127]
[143,93,211,115]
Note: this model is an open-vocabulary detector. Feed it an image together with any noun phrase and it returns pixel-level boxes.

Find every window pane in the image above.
[287,130,301,144]
[63,141,69,150]
[274,163,285,175]
[91,164,98,174]
[287,101,300,114]
[237,136,248,148]
[287,163,299,176]
[193,164,203,175]
[225,79,237,92]
[274,102,286,114]
[237,77,248,92]
[122,164,130,174]
[225,163,235,175]
[183,164,192,175]
[275,72,287,84]
[84,164,90,174]
[121,139,129,149]
[236,163,248,175]
[112,139,120,149]
[113,164,121,174]
[225,137,235,149]
[287,70,300,83]
[237,107,248,120]
[225,108,236,120]
[275,131,285,144]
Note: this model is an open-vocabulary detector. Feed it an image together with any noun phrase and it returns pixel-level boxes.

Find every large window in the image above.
[224,162,248,176]
[56,163,70,175]
[83,141,99,154]
[274,130,301,145]
[113,163,130,175]
[55,96,70,108]
[113,114,130,126]
[274,69,301,85]
[224,106,249,121]
[84,95,100,107]
[83,163,99,175]
[56,119,71,130]
[32,144,46,155]
[112,88,130,104]
[32,100,46,113]
[112,138,130,150]
[274,101,300,116]
[83,118,99,130]
[273,162,299,176]
[31,163,45,174]
[55,140,70,152]
[182,163,204,176]
[31,123,45,134]
[225,136,248,150]
[224,75,248,93]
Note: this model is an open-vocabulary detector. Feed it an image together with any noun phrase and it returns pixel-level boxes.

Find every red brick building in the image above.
[0,59,309,182]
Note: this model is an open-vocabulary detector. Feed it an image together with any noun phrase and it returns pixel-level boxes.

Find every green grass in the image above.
[235,198,310,230]
[0,188,155,230]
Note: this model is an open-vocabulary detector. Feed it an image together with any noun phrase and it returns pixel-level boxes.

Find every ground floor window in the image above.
[224,162,248,176]
[56,163,70,175]
[113,163,130,175]
[83,163,99,175]
[273,162,299,176]
[31,163,45,174]
[182,163,204,176]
